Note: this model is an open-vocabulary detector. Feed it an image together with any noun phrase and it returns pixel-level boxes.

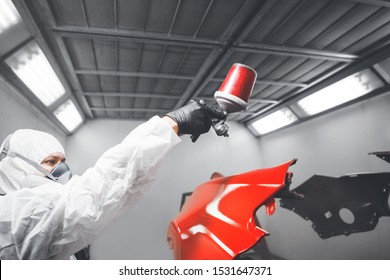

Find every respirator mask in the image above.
[0,134,72,184]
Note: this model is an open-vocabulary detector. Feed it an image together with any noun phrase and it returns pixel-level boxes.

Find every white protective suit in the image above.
[0,116,181,259]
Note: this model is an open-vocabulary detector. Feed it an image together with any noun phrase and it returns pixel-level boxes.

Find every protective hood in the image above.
[0,129,65,194]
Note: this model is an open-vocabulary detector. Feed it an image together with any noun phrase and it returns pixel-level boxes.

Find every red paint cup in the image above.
[214,63,257,113]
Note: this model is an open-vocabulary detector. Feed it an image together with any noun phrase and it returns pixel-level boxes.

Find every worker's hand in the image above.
[166,100,226,142]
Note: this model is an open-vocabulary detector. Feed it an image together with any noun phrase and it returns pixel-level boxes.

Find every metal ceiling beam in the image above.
[167,0,181,36]
[172,46,226,109]
[247,99,279,105]
[0,37,35,61]
[53,25,353,63]
[233,1,276,43]
[210,77,308,88]
[255,79,308,87]
[113,0,118,29]
[54,25,219,49]
[83,92,181,99]
[200,96,278,104]
[18,0,94,120]
[90,107,168,113]
[244,84,390,134]
[243,42,390,124]
[9,0,88,133]
[53,25,358,62]
[74,69,195,80]
[54,38,94,119]
[345,0,390,8]
[239,63,351,123]
[235,43,357,62]
[175,0,277,108]
[0,63,71,133]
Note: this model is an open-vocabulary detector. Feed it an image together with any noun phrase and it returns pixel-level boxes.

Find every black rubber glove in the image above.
[166,100,226,142]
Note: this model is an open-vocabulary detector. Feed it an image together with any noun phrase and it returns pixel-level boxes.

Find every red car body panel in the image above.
[167,159,296,260]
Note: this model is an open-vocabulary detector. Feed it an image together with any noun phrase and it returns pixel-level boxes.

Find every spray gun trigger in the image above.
[212,120,229,137]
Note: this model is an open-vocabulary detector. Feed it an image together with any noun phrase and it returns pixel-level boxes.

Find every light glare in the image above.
[54,100,83,132]
[249,108,298,136]
[297,72,377,116]
[6,41,66,106]
[0,0,21,34]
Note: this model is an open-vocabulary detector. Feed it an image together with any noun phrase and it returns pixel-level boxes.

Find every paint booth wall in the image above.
[257,91,390,259]
[65,118,262,259]
[0,78,66,147]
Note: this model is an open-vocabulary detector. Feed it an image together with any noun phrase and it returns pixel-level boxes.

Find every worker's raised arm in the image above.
[0,101,217,259]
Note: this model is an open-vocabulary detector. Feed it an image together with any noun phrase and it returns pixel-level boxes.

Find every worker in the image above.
[0,100,225,259]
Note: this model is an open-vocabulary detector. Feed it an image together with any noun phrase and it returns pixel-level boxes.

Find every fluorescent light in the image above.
[54,100,83,132]
[248,108,298,136]
[297,71,381,116]
[0,0,21,34]
[6,41,66,106]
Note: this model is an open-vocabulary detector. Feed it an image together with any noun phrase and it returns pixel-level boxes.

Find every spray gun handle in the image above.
[199,100,229,138]
[209,103,229,138]
[191,119,228,142]
[190,100,229,142]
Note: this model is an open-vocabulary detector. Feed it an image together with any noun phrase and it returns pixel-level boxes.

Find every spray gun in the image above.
[203,63,257,139]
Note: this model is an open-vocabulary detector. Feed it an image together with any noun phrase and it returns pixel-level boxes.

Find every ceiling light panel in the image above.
[5,41,66,106]
[0,0,21,34]
[296,69,384,116]
[248,108,298,136]
[54,100,83,133]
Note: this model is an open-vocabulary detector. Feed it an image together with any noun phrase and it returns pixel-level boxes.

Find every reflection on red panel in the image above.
[167,159,296,260]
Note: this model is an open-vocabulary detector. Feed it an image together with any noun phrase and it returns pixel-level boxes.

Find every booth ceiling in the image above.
[1,0,390,134]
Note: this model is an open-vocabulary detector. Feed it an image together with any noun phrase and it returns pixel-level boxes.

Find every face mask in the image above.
[21,163,72,189]
[49,161,72,184]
